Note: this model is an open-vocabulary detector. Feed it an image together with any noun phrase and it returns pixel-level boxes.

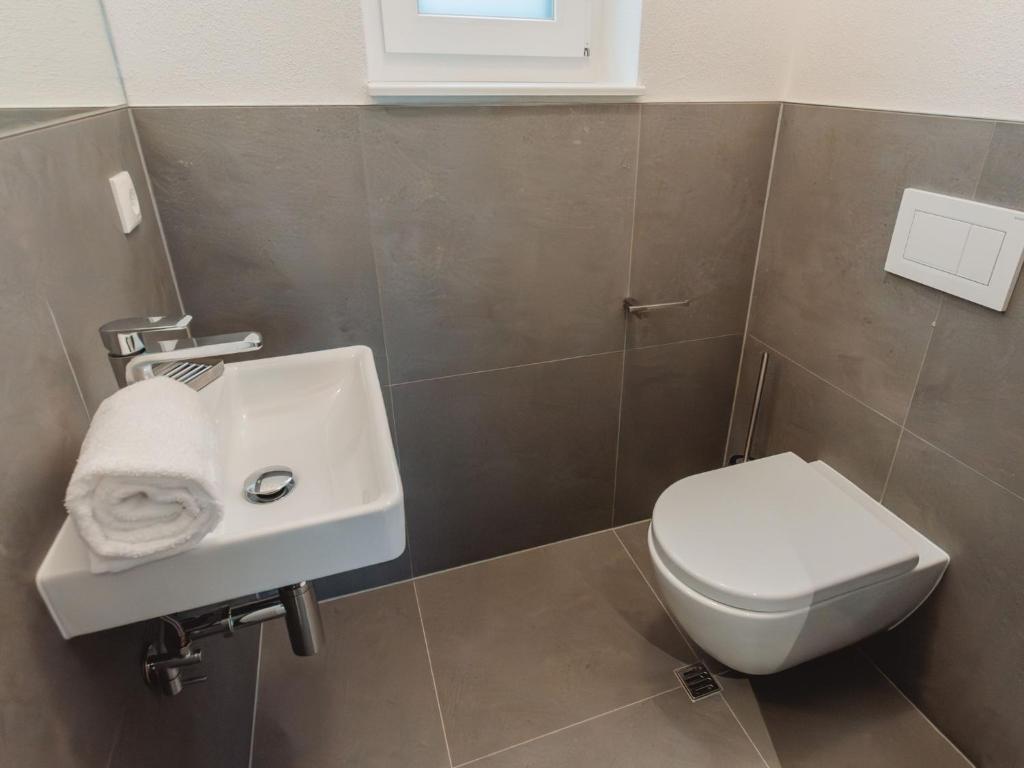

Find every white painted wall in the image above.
[0,0,125,106]
[784,0,1024,121]
[102,0,793,105]
[102,0,369,106]
[101,0,1024,121]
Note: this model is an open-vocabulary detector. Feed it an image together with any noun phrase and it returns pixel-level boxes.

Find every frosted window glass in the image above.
[417,0,555,20]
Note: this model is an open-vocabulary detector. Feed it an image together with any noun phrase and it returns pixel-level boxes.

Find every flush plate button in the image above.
[884,189,1024,311]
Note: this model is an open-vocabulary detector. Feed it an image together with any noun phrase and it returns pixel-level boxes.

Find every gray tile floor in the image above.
[251,522,973,767]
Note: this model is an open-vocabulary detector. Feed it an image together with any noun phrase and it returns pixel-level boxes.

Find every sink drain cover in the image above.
[244,466,296,504]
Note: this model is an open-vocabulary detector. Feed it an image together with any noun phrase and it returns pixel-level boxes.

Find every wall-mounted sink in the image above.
[37,346,404,638]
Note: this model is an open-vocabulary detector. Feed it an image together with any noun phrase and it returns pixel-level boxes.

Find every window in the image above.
[362,0,643,97]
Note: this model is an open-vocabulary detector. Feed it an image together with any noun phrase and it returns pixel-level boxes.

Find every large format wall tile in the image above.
[907,122,1024,498]
[1,109,179,412]
[627,103,778,348]
[0,111,177,767]
[360,105,638,382]
[614,335,742,525]
[134,107,386,369]
[727,338,901,499]
[749,105,994,421]
[869,433,1024,768]
[392,353,622,574]
[0,266,136,768]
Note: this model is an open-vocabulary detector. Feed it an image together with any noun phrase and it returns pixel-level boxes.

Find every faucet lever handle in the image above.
[99,315,192,356]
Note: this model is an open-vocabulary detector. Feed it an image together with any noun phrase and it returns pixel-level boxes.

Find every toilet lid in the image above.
[651,452,918,613]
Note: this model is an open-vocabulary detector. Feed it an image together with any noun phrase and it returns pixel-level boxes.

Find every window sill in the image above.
[366,81,645,100]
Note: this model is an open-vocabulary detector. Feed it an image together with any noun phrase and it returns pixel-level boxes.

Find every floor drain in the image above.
[676,663,721,702]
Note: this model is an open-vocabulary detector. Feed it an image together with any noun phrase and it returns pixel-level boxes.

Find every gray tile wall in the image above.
[729,103,1024,768]
[135,102,778,576]
[0,109,180,766]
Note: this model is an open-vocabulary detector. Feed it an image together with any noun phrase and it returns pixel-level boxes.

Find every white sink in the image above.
[37,346,405,638]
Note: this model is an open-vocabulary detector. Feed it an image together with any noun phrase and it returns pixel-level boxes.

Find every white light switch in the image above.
[108,171,142,234]
[884,189,1024,311]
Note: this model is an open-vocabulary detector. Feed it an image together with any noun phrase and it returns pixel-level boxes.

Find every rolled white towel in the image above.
[65,376,223,573]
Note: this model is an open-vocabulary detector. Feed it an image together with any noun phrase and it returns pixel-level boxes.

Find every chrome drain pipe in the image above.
[144,581,325,696]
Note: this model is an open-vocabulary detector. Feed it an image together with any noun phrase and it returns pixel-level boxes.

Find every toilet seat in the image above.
[651,452,919,613]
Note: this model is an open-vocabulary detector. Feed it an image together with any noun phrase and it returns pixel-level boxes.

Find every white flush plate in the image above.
[884,189,1024,311]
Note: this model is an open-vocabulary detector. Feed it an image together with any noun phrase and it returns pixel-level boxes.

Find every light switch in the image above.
[884,189,1024,311]
[108,171,142,234]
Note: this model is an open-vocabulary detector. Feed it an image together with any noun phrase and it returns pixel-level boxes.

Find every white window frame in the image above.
[381,0,589,59]
[362,0,644,99]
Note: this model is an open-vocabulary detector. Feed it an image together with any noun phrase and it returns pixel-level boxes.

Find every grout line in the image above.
[628,331,740,353]
[858,649,977,767]
[612,524,771,767]
[353,107,417,574]
[390,333,741,391]
[46,300,91,419]
[391,348,624,388]
[779,100,1007,126]
[902,428,1024,506]
[102,700,130,768]
[748,334,903,429]
[0,105,125,142]
[453,685,683,767]
[318,527,619,607]
[609,102,642,528]
[247,624,264,768]
[717,695,772,768]
[611,526,697,659]
[127,107,186,315]
[412,526,614,583]
[723,102,785,465]
[412,580,455,768]
[880,297,944,500]
[608,346,627,528]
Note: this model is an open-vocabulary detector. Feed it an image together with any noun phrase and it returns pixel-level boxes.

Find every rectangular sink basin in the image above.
[37,346,404,638]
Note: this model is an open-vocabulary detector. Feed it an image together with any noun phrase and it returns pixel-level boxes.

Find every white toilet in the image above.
[648,452,949,675]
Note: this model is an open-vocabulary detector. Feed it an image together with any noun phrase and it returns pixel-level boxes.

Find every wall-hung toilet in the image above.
[648,452,949,675]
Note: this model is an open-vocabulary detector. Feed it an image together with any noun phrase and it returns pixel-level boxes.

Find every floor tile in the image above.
[614,336,741,525]
[415,532,691,764]
[749,104,993,421]
[110,629,260,768]
[727,338,901,499]
[360,104,637,382]
[869,432,1024,768]
[252,583,449,768]
[614,521,657,590]
[720,649,971,768]
[470,688,764,768]
[393,353,622,575]
[627,102,778,348]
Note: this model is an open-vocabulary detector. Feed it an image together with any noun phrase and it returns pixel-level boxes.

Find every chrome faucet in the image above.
[99,315,263,390]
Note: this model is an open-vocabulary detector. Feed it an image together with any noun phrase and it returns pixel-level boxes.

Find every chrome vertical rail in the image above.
[741,352,770,463]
